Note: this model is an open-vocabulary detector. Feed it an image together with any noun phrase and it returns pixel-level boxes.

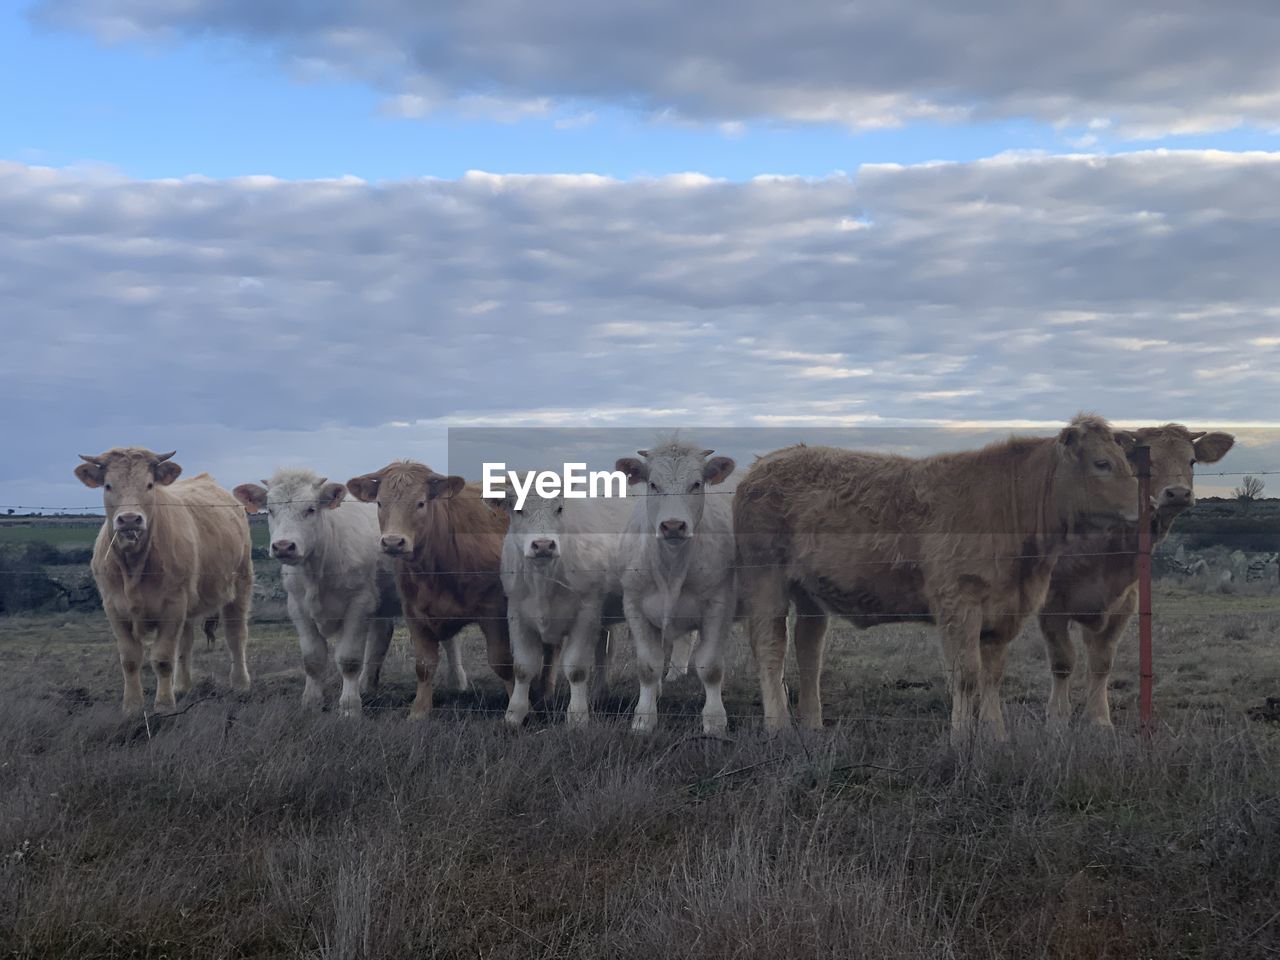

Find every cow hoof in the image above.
[447,670,470,693]
[630,713,657,736]
[407,710,430,722]
[230,671,251,693]
[565,709,589,728]
[337,697,362,718]
[301,690,325,711]
[702,716,728,737]
[504,708,528,728]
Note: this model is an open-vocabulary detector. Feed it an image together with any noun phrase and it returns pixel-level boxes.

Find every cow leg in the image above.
[294,611,329,710]
[977,633,1011,742]
[741,570,791,730]
[666,632,693,682]
[336,601,377,717]
[406,618,442,720]
[174,618,196,699]
[505,614,544,727]
[625,595,664,734]
[563,602,604,727]
[792,590,829,731]
[937,609,982,739]
[590,625,612,705]
[1040,613,1076,727]
[438,635,469,693]
[478,616,516,699]
[360,616,394,697]
[220,587,252,694]
[1082,611,1129,728]
[108,611,145,716]
[695,595,732,736]
[149,613,184,712]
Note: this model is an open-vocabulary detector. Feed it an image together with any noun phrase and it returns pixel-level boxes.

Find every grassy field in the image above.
[2,590,1280,958]
[0,518,271,550]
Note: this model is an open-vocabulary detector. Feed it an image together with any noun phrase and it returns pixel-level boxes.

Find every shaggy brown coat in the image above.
[74,447,252,715]
[346,461,519,719]
[733,416,1140,737]
[1040,425,1234,727]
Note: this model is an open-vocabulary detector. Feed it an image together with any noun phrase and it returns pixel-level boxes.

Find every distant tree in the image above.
[1234,475,1265,511]
[5,508,12,515]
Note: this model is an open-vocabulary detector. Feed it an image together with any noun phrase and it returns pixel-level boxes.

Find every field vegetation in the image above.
[2,582,1279,958]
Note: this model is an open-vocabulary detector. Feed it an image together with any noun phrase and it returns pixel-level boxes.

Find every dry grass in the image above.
[2,590,1280,959]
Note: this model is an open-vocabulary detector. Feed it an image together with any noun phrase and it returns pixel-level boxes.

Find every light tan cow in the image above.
[733,415,1140,739]
[1040,424,1234,727]
[74,447,253,715]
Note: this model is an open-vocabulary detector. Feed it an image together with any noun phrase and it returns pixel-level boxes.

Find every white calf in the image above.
[499,484,629,726]
[615,439,736,735]
[234,468,466,714]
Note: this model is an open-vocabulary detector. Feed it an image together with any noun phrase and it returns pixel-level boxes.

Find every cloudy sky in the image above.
[3,0,1280,509]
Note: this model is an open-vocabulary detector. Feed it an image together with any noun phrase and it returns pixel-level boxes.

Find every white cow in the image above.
[615,439,737,735]
[233,468,466,714]
[499,483,629,726]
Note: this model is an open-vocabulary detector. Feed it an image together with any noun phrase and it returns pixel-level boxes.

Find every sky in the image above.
[3,0,1280,508]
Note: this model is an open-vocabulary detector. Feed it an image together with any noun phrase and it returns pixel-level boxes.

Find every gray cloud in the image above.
[3,151,1280,508]
[33,0,1280,134]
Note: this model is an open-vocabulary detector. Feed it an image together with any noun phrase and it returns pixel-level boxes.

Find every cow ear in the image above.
[1193,432,1234,464]
[1112,430,1138,453]
[74,459,105,488]
[153,460,182,486]
[427,475,466,500]
[616,457,648,485]
[318,482,346,509]
[1057,425,1081,449]
[233,483,268,513]
[346,474,381,503]
[702,456,736,485]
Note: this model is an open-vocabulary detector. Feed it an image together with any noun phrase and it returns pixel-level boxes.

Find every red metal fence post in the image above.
[1134,444,1154,737]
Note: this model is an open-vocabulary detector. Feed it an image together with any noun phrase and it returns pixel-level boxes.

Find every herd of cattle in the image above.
[72,415,1235,739]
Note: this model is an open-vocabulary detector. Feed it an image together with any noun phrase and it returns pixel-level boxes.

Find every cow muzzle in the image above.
[380,534,412,556]
[1159,485,1194,510]
[658,519,690,542]
[114,512,146,540]
[526,538,558,560]
[271,539,301,564]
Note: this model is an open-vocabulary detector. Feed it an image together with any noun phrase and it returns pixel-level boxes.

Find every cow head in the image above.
[1131,425,1234,515]
[74,447,182,548]
[233,469,345,565]
[499,475,565,562]
[616,440,734,545]
[346,461,465,558]
[1054,415,1140,525]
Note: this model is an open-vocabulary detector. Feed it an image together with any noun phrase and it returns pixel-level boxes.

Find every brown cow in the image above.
[1041,425,1234,727]
[346,461,517,719]
[733,415,1140,739]
[74,447,252,715]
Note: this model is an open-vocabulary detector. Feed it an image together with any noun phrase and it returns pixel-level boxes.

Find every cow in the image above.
[732,415,1141,740]
[614,439,737,735]
[498,481,630,726]
[345,461,518,720]
[232,468,468,715]
[73,447,252,715]
[1040,425,1234,727]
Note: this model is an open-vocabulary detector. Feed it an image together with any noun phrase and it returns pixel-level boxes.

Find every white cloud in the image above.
[4,151,1280,506]
[32,0,1280,135]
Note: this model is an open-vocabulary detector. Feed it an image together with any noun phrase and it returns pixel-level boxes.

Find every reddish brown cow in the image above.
[1041,425,1234,727]
[733,415,1141,739]
[346,461,517,719]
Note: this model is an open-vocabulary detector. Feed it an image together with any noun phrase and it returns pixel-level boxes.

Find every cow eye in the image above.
[416,500,426,509]
[1093,459,1112,471]
[648,482,658,493]
[146,482,154,490]
[305,507,316,516]
[691,480,703,491]
[103,483,112,492]
[556,505,563,515]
